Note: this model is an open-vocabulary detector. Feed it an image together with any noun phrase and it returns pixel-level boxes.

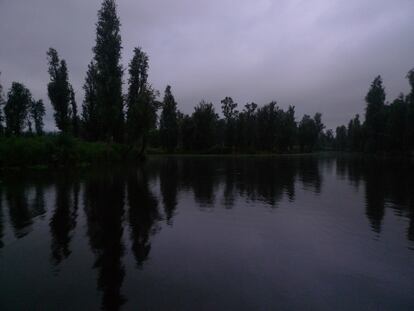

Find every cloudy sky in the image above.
[0,0,413,130]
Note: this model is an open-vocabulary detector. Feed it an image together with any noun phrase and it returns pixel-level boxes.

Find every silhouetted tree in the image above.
[406,69,414,151]
[4,82,31,135]
[69,87,80,137]
[347,114,363,151]
[82,62,100,141]
[365,75,386,152]
[47,48,73,133]
[159,85,178,152]
[335,125,347,151]
[126,47,159,155]
[30,99,45,135]
[221,96,238,150]
[0,72,5,135]
[298,113,324,152]
[191,101,218,151]
[93,0,124,142]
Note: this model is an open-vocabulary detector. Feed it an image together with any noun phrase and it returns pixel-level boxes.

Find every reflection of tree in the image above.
[49,175,80,266]
[6,181,33,238]
[50,177,77,265]
[0,186,3,248]
[84,169,126,311]
[181,158,218,206]
[297,157,322,194]
[127,166,160,267]
[339,157,414,240]
[160,158,178,222]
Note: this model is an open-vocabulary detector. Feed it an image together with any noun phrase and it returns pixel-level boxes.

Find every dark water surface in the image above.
[1,155,414,310]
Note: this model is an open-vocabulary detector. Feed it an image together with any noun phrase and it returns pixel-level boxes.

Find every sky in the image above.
[0,0,413,130]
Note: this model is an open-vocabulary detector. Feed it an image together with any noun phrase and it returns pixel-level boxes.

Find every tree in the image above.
[406,69,414,151]
[192,101,218,151]
[126,47,158,155]
[221,97,238,149]
[69,87,80,137]
[365,75,386,152]
[4,82,31,135]
[82,62,99,141]
[347,114,363,151]
[335,125,347,151]
[298,113,324,152]
[47,48,72,133]
[385,95,408,151]
[93,0,124,142]
[30,99,45,135]
[0,72,4,135]
[159,86,178,152]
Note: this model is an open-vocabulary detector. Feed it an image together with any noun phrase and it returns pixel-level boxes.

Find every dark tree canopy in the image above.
[31,99,46,135]
[93,0,124,142]
[4,82,32,135]
[0,72,4,135]
[47,48,72,133]
[82,62,100,141]
[126,47,158,154]
[159,85,178,152]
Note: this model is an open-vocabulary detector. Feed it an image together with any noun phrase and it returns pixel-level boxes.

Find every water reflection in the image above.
[0,156,413,310]
[50,176,78,265]
[84,168,126,310]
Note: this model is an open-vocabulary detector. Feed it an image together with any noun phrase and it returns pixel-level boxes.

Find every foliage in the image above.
[4,82,32,135]
[159,85,178,152]
[93,0,124,142]
[47,48,72,133]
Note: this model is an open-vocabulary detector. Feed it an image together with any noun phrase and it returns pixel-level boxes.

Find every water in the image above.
[0,155,413,310]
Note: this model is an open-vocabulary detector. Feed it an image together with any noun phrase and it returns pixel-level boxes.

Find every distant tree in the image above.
[237,102,257,151]
[30,99,45,135]
[93,0,124,142]
[256,101,280,151]
[47,48,72,133]
[69,87,80,137]
[275,106,297,152]
[221,97,238,149]
[180,114,194,151]
[159,85,178,152]
[406,69,414,151]
[347,114,363,151]
[335,125,347,151]
[365,76,386,152]
[298,113,324,152]
[385,95,408,151]
[82,62,99,141]
[0,72,4,135]
[126,47,159,155]
[192,101,218,151]
[4,82,31,135]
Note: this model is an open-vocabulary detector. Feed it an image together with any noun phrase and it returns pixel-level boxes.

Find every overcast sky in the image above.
[0,0,413,130]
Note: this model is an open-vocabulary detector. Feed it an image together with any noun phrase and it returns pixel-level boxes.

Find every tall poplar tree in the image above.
[159,85,178,152]
[0,72,4,135]
[47,48,72,133]
[365,75,386,151]
[31,99,46,135]
[93,0,124,142]
[126,47,158,155]
[82,62,100,141]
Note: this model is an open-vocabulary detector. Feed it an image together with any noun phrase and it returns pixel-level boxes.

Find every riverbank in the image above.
[0,135,139,168]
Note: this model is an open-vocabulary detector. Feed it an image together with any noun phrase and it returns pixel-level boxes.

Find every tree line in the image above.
[0,0,413,155]
[333,73,414,153]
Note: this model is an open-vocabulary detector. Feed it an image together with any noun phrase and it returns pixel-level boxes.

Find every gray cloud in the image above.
[0,0,413,130]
